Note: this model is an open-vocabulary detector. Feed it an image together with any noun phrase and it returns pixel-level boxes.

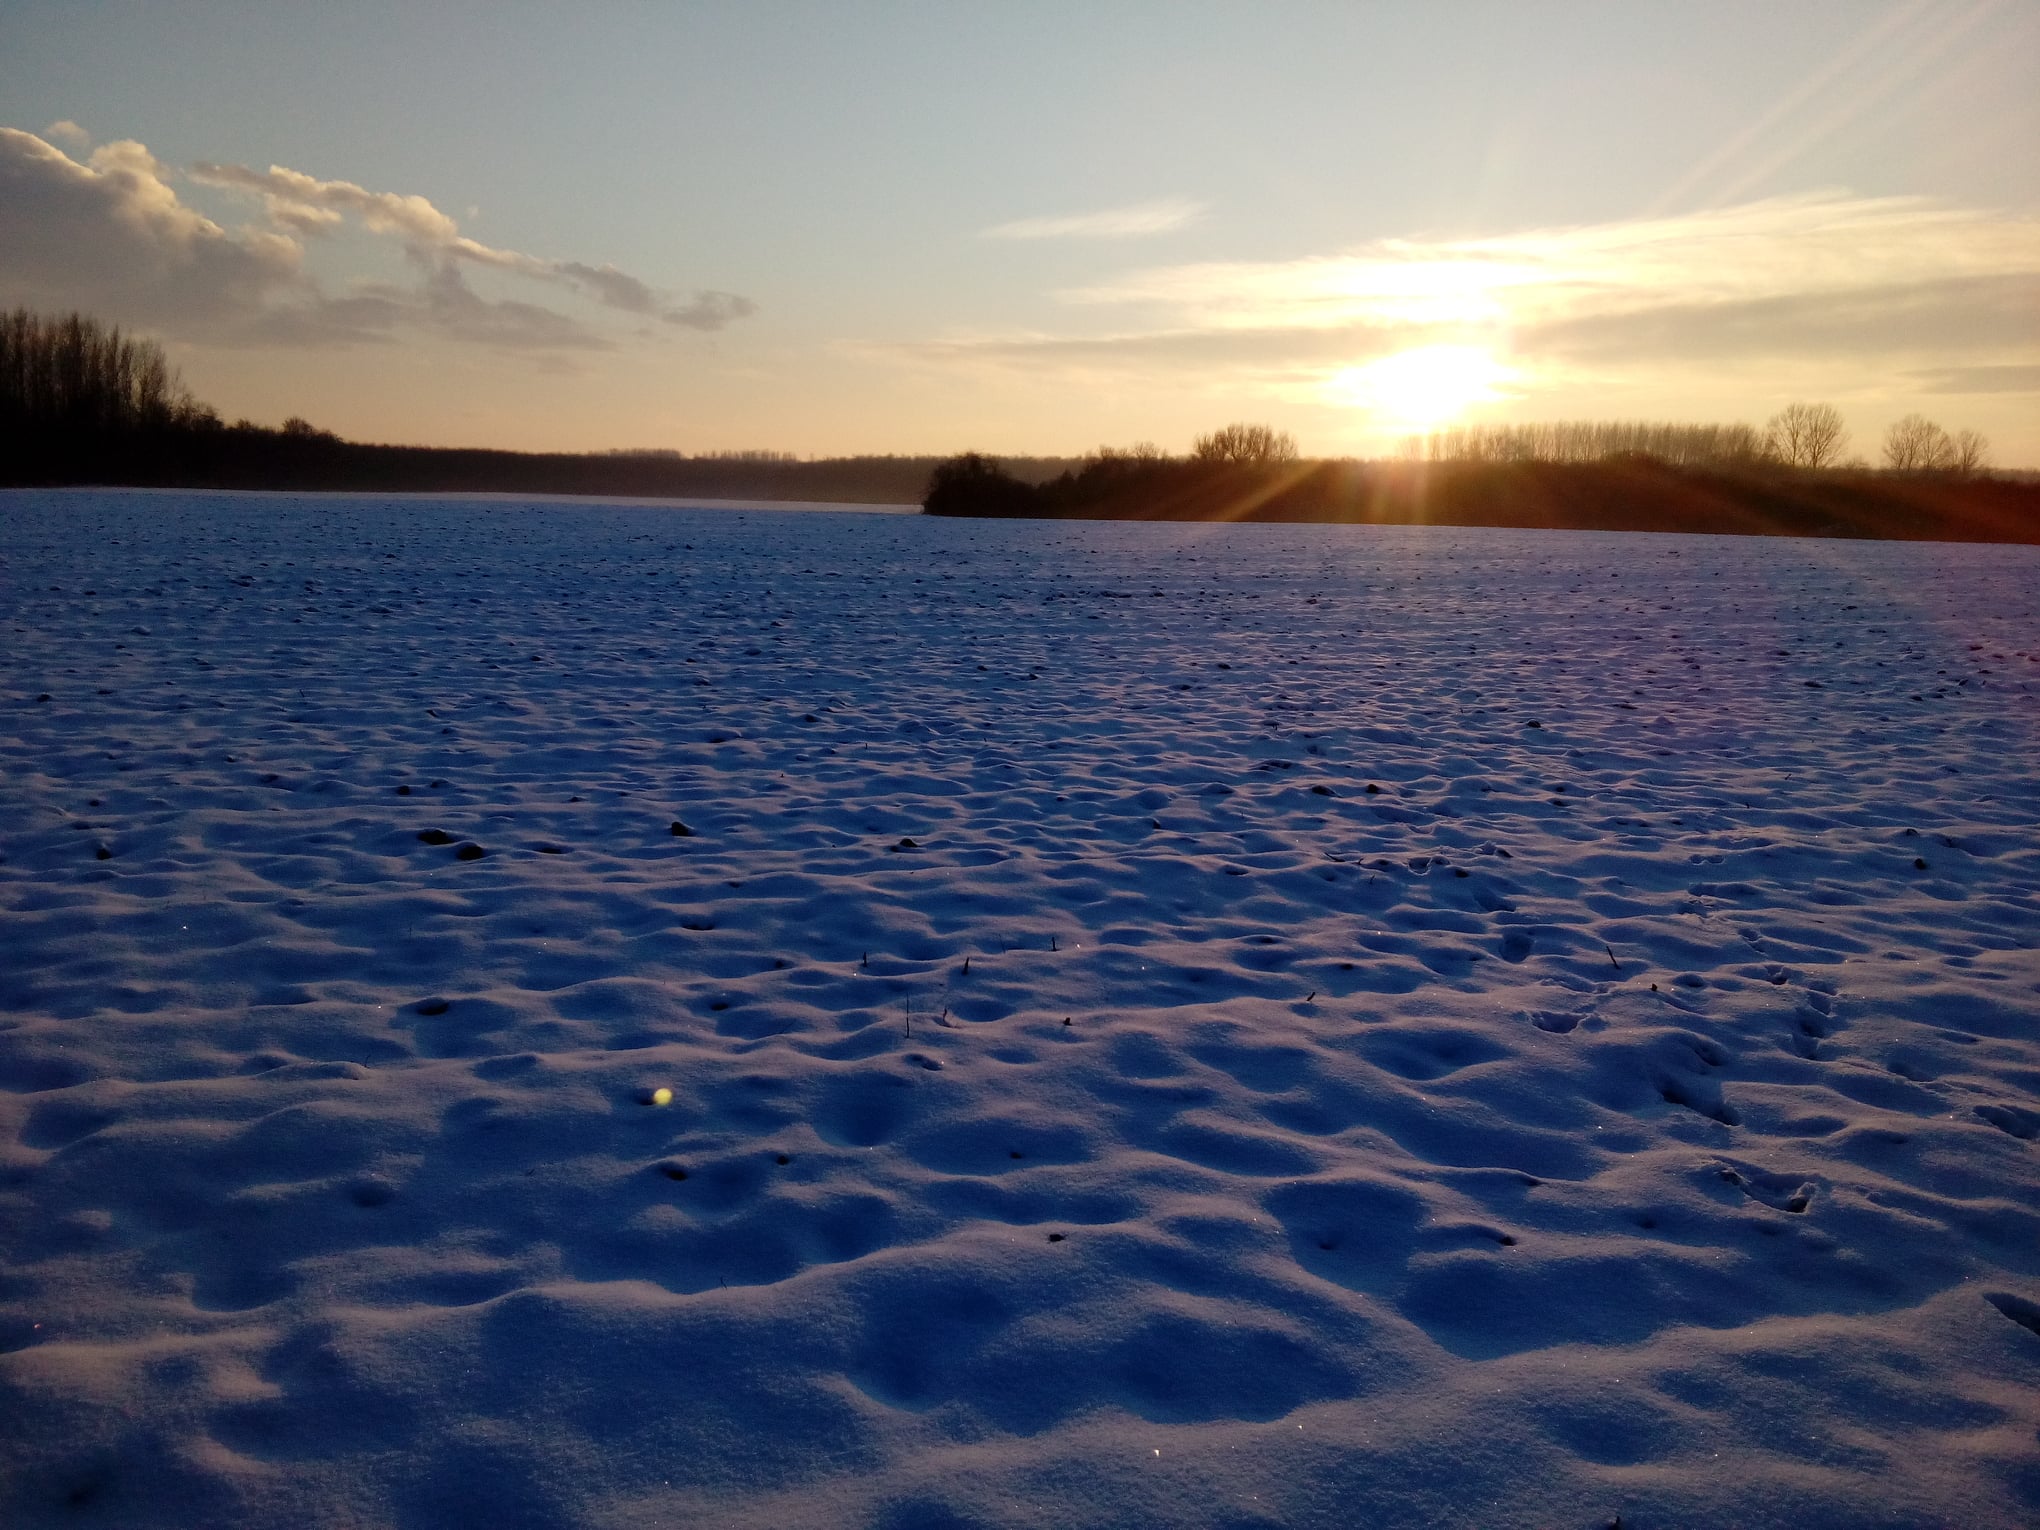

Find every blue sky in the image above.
[3,1,2036,461]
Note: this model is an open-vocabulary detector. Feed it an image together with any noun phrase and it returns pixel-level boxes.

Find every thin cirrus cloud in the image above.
[0,126,755,349]
[918,192,2040,405]
[1915,361,2040,394]
[981,197,1208,240]
[1059,193,2040,333]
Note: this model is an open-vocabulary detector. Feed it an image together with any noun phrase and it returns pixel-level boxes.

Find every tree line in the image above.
[1413,419,1767,468]
[0,309,2015,522]
[1409,403,1989,475]
[930,400,2000,520]
[924,424,1300,516]
[0,307,1012,500]
[1,309,213,440]
[923,417,2034,543]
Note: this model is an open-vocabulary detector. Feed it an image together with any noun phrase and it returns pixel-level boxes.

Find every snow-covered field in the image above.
[3,488,2038,1530]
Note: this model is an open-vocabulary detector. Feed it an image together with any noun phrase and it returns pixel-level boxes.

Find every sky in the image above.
[2,0,2036,463]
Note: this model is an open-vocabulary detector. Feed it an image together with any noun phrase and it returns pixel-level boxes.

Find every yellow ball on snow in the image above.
[651,1086,673,1107]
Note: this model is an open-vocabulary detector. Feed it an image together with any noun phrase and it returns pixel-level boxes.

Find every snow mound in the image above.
[3,490,2037,1528]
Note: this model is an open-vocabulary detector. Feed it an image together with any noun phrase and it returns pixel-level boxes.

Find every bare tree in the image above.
[0,307,201,435]
[1419,419,1764,467]
[1949,428,1990,477]
[1882,414,1956,473]
[1191,423,1299,466]
[1763,402,1849,469]
[1092,440,1170,464]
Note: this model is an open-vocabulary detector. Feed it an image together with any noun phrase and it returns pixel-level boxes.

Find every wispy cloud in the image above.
[1059,194,2040,331]
[185,157,756,331]
[905,192,2040,411]
[1913,361,2040,394]
[981,197,1207,241]
[0,126,757,349]
[662,290,758,331]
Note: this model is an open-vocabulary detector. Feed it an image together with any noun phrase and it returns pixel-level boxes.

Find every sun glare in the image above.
[1325,345,1512,430]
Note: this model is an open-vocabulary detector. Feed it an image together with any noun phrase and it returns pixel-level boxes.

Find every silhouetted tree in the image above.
[1883,414,1956,473]
[1763,402,1848,469]
[1418,419,1764,467]
[1191,423,1298,466]
[921,452,1041,517]
[0,308,202,439]
[1092,441,1169,464]
[1949,428,1990,477]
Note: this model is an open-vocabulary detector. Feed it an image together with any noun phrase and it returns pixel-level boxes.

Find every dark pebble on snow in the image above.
[455,842,487,861]
[417,828,455,845]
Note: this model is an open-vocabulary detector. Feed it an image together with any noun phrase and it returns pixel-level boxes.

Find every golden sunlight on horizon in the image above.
[1323,345,1514,431]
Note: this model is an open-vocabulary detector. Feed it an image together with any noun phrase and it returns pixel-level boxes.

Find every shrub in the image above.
[922,452,1041,517]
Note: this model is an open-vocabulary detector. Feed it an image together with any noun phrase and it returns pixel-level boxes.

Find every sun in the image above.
[1324,345,1512,430]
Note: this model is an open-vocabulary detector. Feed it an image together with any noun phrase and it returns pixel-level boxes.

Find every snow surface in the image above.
[3,488,2038,1529]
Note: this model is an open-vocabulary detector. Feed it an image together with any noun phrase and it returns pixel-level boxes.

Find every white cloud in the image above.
[905,193,2040,413]
[0,127,757,349]
[185,158,755,331]
[189,160,464,245]
[184,158,756,331]
[1060,193,2040,332]
[42,120,90,149]
[0,128,304,328]
[981,197,1207,241]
